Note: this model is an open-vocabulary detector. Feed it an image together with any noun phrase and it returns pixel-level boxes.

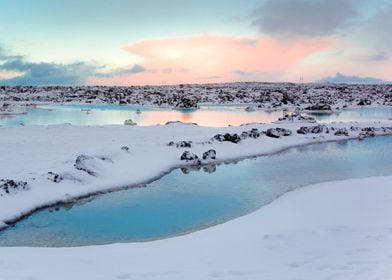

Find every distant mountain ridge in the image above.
[318,72,389,84]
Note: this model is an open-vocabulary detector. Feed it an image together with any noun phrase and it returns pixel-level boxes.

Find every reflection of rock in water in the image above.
[48,202,75,213]
[181,164,217,174]
[180,165,201,174]
[224,159,239,166]
[202,164,217,173]
[181,113,192,121]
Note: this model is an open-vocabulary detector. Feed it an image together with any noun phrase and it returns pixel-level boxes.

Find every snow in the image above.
[1,85,392,279]
[1,82,392,109]
[0,176,391,280]
[1,120,392,228]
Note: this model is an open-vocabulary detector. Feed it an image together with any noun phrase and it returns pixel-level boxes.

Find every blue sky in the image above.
[0,0,391,85]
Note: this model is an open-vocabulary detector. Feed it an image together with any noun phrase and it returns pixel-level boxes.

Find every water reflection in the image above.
[305,107,392,123]
[180,164,217,174]
[0,105,288,127]
[1,105,390,127]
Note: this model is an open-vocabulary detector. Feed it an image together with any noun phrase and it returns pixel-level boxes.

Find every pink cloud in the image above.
[88,34,335,85]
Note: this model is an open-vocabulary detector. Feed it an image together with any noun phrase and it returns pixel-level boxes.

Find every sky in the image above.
[0,0,391,86]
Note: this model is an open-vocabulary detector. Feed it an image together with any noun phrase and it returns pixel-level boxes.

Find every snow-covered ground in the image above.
[1,119,392,228]
[0,176,391,280]
[1,86,391,279]
[1,82,392,110]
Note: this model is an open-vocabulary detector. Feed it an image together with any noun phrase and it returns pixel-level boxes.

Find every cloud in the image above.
[251,0,356,37]
[358,52,389,62]
[0,45,145,85]
[1,62,97,86]
[88,34,333,85]
[232,70,254,76]
[318,72,388,84]
[0,46,98,85]
[365,52,389,62]
[198,75,224,80]
[94,64,146,78]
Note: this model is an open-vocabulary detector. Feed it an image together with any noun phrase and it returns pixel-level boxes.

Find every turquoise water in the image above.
[1,136,391,247]
[1,105,390,127]
[0,104,287,127]
[305,107,392,123]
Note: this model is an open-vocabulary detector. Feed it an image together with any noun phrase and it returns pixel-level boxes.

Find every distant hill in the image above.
[318,73,389,84]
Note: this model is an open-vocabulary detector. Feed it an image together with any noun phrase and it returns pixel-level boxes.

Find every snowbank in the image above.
[0,176,391,280]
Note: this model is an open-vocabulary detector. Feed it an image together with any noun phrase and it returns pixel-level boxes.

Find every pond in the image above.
[305,107,392,123]
[1,136,391,247]
[1,105,391,127]
[0,104,288,127]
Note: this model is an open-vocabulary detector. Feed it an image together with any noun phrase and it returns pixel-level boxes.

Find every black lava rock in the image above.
[0,179,28,195]
[47,172,63,183]
[202,149,216,160]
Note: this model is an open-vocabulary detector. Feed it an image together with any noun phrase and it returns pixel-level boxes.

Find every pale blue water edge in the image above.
[0,136,391,247]
[0,104,391,127]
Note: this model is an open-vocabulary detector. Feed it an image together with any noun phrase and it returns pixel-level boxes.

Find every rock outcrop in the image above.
[0,179,28,196]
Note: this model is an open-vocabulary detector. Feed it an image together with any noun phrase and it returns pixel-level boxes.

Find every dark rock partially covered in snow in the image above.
[357,98,372,106]
[277,113,316,123]
[277,128,292,136]
[297,125,328,134]
[202,149,216,160]
[165,121,198,126]
[121,146,130,152]
[361,127,376,133]
[266,128,292,138]
[241,128,261,139]
[176,141,192,148]
[74,155,97,176]
[74,155,113,176]
[359,127,376,139]
[0,179,28,195]
[180,151,200,163]
[334,128,349,136]
[213,133,241,143]
[350,126,360,131]
[213,134,226,142]
[311,125,327,134]
[296,126,310,134]
[305,103,332,111]
[224,133,242,143]
[124,119,137,126]
[47,172,63,183]
[266,129,280,138]
[175,96,198,109]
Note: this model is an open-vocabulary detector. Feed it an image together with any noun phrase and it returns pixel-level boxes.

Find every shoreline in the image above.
[0,175,391,279]
[1,131,391,234]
